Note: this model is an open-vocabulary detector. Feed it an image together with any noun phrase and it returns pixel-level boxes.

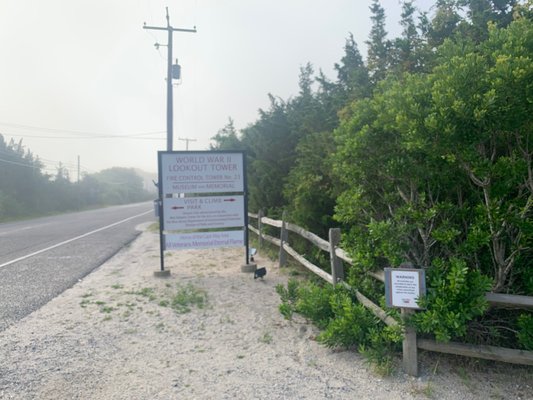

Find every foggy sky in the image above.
[0,0,433,176]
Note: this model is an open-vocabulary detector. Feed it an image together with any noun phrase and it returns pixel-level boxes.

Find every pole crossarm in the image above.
[178,137,197,151]
[142,8,197,152]
[143,25,197,33]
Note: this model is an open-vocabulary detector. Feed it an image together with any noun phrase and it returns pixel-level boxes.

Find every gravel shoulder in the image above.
[1,223,532,399]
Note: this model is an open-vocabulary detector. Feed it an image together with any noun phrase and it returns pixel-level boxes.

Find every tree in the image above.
[427,0,462,48]
[240,94,293,214]
[284,130,340,237]
[334,33,372,102]
[427,18,533,291]
[210,118,243,151]
[92,167,149,205]
[366,0,390,84]
[389,1,429,73]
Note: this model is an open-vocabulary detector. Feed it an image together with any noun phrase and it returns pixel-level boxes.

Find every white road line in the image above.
[0,222,52,236]
[0,210,152,270]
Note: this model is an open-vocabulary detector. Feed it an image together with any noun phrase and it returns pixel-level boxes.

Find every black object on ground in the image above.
[254,267,266,280]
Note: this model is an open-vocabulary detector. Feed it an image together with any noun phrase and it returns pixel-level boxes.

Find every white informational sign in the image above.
[384,268,426,309]
[160,152,244,194]
[165,230,245,250]
[163,196,245,230]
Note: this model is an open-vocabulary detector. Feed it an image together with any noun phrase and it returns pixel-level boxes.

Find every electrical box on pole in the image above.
[172,63,181,80]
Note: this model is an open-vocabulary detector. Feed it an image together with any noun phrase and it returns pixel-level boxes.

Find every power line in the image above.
[0,121,165,138]
[0,157,39,169]
[2,132,166,140]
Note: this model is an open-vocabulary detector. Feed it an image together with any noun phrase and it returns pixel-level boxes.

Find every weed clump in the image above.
[169,283,207,314]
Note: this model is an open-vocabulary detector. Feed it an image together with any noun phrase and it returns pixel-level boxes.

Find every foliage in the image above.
[276,279,299,319]
[218,2,533,353]
[170,283,208,314]
[516,313,533,350]
[359,324,403,375]
[284,131,340,237]
[294,280,335,329]
[317,290,378,348]
[411,258,492,341]
[276,279,334,326]
[276,279,402,373]
[0,134,152,221]
[366,0,390,84]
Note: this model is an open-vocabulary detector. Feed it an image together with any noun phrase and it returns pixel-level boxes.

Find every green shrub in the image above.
[276,278,403,374]
[317,291,377,348]
[411,258,492,342]
[359,325,403,375]
[295,281,335,329]
[517,313,533,350]
[276,279,300,319]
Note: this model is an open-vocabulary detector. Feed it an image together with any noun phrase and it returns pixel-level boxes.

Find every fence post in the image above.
[402,308,418,376]
[258,209,264,250]
[329,228,344,286]
[279,211,288,268]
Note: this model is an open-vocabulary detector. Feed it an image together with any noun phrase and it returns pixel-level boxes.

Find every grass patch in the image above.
[220,315,234,324]
[169,283,208,314]
[147,222,159,232]
[134,287,157,301]
[410,382,435,399]
[111,283,124,290]
[100,305,114,313]
[80,299,91,308]
[259,331,273,344]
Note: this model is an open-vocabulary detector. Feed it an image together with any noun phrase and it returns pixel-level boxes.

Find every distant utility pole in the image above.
[178,137,197,151]
[143,7,196,151]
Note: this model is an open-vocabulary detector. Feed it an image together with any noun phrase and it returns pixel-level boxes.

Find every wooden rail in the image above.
[418,339,533,366]
[251,215,396,326]
[247,211,533,374]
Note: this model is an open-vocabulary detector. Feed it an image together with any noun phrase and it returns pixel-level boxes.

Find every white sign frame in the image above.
[162,195,245,230]
[157,151,249,264]
[384,268,426,309]
[160,152,244,194]
[165,230,245,250]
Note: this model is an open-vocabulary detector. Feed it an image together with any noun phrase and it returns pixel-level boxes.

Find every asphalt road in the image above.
[0,202,155,332]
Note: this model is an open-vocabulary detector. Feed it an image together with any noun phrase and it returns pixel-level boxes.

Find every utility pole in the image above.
[77,155,81,210]
[178,137,197,151]
[143,8,196,151]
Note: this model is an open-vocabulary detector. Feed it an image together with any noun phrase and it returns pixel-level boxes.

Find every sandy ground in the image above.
[1,223,532,400]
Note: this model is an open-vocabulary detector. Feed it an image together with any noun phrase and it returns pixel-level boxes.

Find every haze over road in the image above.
[0,202,155,332]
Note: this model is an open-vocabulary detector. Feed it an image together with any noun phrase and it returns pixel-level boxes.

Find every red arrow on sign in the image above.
[224,198,236,202]
[171,206,185,210]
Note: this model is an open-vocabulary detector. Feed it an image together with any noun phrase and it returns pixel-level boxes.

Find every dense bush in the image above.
[0,135,152,221]
[276,279,403,372]
[214,1,533,355]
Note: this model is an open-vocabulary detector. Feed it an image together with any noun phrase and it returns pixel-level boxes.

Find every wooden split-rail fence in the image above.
[248,210,533,376]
